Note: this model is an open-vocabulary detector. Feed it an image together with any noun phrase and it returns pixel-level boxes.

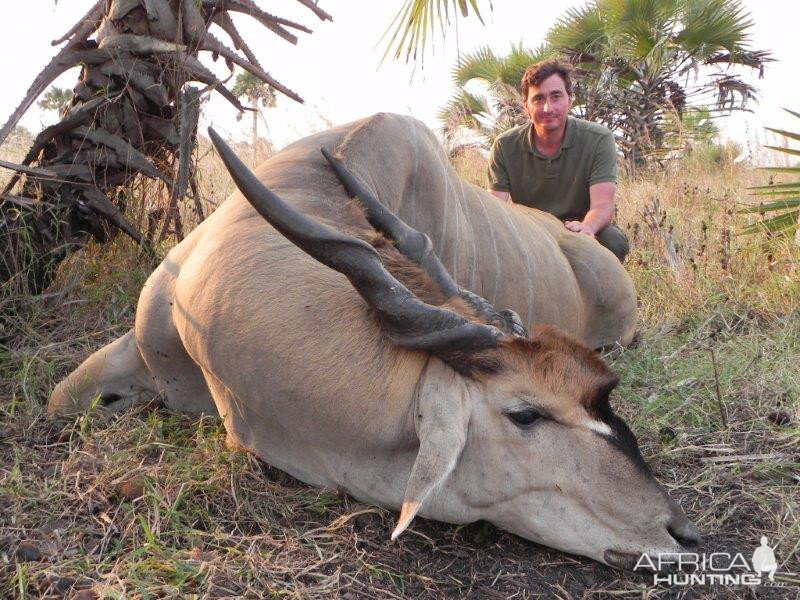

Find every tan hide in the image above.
[47,114,694,570]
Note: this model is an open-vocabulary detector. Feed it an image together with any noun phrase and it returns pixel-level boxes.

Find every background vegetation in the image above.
[440,0,770,169]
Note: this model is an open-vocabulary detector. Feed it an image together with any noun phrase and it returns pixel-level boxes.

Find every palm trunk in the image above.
[0,0,330,295]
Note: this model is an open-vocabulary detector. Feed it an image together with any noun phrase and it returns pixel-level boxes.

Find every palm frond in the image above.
[547,4,609,57]
[764,127,800,144]
[437,89,491,130]
[763,145,800,158]
[604,0,677,58]
[703,49,772,72]
[452,46,501,87]
[748,182,800,194]
[676,0,753,56]
[380,0,486,64]
[742,108,800,236]
[739,198,800,213]
[738,210,799,235]
[453,43,550,89]
[500,43,552,86]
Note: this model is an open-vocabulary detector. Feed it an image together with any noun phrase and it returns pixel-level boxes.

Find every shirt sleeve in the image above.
[589,130,618,185]
[487,138,511,192]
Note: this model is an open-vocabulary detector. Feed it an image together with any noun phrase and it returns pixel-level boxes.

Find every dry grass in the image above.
[1,139,798,598]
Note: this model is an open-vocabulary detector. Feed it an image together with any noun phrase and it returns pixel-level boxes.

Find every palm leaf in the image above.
[502,43,551,86]
[604,0,676,59]
[452,46,502,87]
[760,167,800,175]
[746,181,800,196]
[437,89,491,131]
[547,4,609,56]
[764,127,800,144]
[451,43,548,90]
[738,198,800,213]
[676,0,753,56]
[763,145,800,158]
[380,0,486,64]
[739,210,799,235]
[743,107,800,236]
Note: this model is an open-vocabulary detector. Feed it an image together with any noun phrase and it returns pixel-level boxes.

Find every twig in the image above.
[700,453,789,463]
[709,348,727,429]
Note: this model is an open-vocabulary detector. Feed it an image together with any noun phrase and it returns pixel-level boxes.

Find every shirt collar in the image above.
[527,116,575,156]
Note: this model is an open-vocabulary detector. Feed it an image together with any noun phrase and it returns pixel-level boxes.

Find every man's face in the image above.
[525,73,573,134]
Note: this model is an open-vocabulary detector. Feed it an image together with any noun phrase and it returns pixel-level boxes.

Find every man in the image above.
[488,59,629,262]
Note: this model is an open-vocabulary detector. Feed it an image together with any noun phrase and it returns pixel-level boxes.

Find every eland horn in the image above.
[208,127,504,356]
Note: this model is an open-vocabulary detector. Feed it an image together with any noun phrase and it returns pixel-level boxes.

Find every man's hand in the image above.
[564,221,595,237]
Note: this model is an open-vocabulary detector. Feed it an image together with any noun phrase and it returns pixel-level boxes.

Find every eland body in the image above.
[49,113,699,568]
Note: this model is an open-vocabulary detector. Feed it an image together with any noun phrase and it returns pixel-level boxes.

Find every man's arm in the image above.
[564,182,615,236]
[565,129,618,237]
[487,139,513,204]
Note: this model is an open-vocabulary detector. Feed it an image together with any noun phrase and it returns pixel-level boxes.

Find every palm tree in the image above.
[546,0,771,166]
[0,0,332,294]
[233,72,277,164]
[438,44,548,148]
[741,109,800,238]
[37,87,74,117]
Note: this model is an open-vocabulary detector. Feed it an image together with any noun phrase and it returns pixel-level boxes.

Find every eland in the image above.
[48,113,700,568]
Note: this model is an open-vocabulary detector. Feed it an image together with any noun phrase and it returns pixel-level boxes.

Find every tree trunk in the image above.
[0,0,330,295]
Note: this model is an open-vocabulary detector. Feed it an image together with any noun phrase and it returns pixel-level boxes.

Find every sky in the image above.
[0,1,798,156]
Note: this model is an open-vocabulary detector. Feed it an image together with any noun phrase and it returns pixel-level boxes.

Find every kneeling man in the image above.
[488,59,629,262]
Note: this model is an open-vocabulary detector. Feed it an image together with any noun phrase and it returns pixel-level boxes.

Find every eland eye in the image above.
[506,408,542,428]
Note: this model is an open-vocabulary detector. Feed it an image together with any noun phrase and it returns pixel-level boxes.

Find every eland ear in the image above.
[392,359,470,540]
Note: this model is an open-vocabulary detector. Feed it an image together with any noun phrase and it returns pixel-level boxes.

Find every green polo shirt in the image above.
[487,117,617,221]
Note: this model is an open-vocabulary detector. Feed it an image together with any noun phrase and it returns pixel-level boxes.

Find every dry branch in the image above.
[50,0,104,46]
[211,11,263,71]
[0,48,113,147]
[71,126,175,192]
[82,186,148,249]
[0,160,57,180]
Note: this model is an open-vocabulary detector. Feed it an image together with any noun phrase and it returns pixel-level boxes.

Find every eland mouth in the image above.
[603,549,648,571]
[604,545,703,573]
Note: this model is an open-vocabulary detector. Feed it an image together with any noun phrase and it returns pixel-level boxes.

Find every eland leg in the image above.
[48,330,158,413]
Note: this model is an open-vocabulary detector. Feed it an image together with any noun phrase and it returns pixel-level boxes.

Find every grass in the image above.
[1,139,799,598]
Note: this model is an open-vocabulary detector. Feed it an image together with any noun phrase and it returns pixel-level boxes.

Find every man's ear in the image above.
[391,358,471,540]
[523,93,533,119]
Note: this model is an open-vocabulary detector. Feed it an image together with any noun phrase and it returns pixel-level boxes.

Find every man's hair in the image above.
[520,59,574,99]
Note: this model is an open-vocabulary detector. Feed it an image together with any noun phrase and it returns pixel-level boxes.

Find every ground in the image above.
[1,139,798,599]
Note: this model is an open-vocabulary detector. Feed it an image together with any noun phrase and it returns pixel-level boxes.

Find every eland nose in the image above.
[667,515,702,549]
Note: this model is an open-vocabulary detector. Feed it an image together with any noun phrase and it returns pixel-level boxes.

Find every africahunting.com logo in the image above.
[634,537,798,587]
